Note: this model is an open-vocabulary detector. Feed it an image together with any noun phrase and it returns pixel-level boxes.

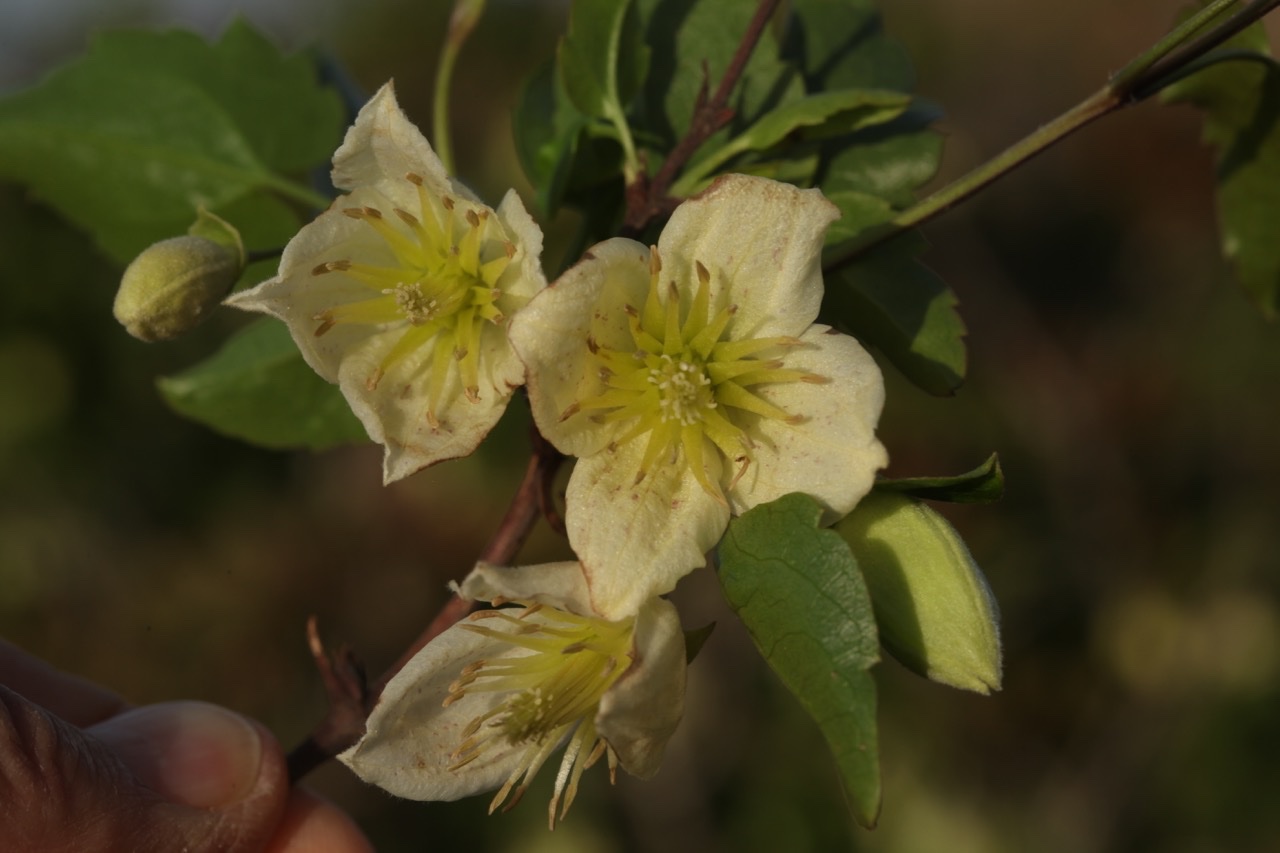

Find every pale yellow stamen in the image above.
[565,246,821,499]
[444,603,635,828]
[307,175,519,423]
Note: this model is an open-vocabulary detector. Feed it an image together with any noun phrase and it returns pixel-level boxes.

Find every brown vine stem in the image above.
[286,427,565,783]
[622,0,782,235]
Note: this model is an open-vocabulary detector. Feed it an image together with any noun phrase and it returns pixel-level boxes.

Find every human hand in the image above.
[0,638,371,853]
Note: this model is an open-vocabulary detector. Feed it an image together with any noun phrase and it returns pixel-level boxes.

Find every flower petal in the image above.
[658,173,838,340]
[566,442,728,621]
[330,81,474,203]
[458,561,595,615]
[494,188,547,305]
[728,324,887,520]
[510,238,651,459]
[595,595,686,778]
[338,622,520,801]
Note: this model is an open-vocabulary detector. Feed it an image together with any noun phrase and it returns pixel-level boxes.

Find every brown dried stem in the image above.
[286,428,565,783]
[622,0,782,235]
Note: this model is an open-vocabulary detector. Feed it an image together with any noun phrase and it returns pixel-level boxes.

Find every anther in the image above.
[695,260,710,286]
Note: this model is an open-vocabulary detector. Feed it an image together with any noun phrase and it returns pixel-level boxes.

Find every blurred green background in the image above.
[3,1,1279,851]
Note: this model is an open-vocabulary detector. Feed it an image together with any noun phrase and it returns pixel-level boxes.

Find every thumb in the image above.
[1,687,288,853]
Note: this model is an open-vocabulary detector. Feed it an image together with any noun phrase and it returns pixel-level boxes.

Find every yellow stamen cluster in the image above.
[564,247,824,502]
[312,173,517,426]
[445,603,635,827]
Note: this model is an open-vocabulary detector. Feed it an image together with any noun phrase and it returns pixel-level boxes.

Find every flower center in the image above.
[310,173,517,426]
[563,246,824,501]
[650,354,715,426]
[445,603,635,826]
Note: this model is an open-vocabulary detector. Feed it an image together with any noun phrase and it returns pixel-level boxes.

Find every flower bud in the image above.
[836,489,1002,694]
[113,235,242,342]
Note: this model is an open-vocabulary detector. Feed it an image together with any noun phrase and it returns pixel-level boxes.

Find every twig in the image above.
[622,0,782,235]
[286,428,566,783]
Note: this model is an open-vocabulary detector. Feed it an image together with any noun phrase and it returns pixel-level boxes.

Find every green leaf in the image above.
[823,231,967,396]
[0,22,341,261]
[819,102,943,209]
[781,0,916,93]
[558,0,646,132]
[638,0,802,146]
[158,318,367,451]
[674,89,910,194]
[822,190,896,246]
[559,0,632,117]
[83,21,343,174]
[876,453,1004,504]
[836,491,1002,695]
[718,492,881,828]
[1161,25,1280,318]
[513,61,591,218]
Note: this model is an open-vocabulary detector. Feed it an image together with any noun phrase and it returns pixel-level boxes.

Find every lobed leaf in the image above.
[718,492,881,828]
[158,318,367,451]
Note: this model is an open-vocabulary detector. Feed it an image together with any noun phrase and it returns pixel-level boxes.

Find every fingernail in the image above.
[92,701,265,809]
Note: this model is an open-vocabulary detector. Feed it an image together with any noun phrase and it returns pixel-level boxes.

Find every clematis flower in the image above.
[228,82,545,482]
[339,561,686,828]
[509,174,887,619]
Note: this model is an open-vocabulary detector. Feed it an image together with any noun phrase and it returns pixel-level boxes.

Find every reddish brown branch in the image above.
[286,430,566,783]
[622,0,782,235]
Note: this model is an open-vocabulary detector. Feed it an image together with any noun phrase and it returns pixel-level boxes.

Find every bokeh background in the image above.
[3,1,1279,851]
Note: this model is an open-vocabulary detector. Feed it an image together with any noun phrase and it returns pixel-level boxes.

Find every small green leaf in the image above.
[823,231,967,396]
[638,0,801,145]
[718,492,881,828]
[781,0,916,93]
[1161,23,1280,318]
[820,102,943,209]
[822,190,896,246]
[559,0,631,116]
[836,490,1002,695]
[513,61,590,218]
[158,318,367,451]
[674,89,909,194]
[558,0,645,128]
[876,453,1004,504]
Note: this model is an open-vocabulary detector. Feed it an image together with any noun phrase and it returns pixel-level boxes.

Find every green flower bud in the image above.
[836,489,1002,694]
[113,235,242,342]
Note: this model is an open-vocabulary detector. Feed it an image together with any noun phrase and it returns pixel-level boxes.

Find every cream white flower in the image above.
[339,561,686,828]
[509,174,887,619]
[228,82,545,482]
